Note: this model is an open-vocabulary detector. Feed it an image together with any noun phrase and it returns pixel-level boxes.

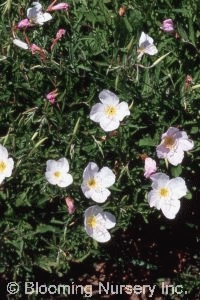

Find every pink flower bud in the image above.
[46,90,58,104]
[51,29,66,50]
[65,197,75,214]
[30,44,47,59]
[160,19,174,32]
[144,157,157,178]
[56,28,66,39]
[17,18,32,29]
[47,3,69,12]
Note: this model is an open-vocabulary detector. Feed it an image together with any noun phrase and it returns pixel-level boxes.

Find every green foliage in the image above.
[0,0,200,298]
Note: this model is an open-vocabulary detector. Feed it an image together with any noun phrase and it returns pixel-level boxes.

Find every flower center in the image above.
[87,216,97,228]
[0,161,7,173]
[159,187,169,198]
[163,136,176,149]
[104,105,117,117]
[87,178,98,189]
[53,171,62,178]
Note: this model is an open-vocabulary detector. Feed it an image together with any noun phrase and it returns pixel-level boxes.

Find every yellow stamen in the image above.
[159,187,169,198]
[87,216,97,228]
[163,136,176,150]
[104,105,117,117]
[87,178,98,189]
[0,161,7,173]
[53,171,62,178]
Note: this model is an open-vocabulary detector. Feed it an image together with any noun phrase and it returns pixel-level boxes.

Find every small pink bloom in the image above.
[65,197,75,214]
[156,127,194,166]
[144,157,157,178]
[46,89,58,104]
[17,18,32,29]
[56,28,66,39]
[30,43,47,59]
[47,3,69,12]
[160,19,174,32]
[51,29,66,50]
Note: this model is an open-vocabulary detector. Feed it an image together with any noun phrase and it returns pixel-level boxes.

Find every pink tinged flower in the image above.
[148,173,187,219]
[84,205,116,243]
[144,157,157,178]
[65,196,75,214]
[81,162,116,203]
[17,18,32,29]
[46,90,58,104]
[47,3,69,12]
[90,89,130,132]
[160,19,174,32]
[156,127,194,166]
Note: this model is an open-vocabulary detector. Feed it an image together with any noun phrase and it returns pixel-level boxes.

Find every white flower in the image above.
[84,205,116,242]
[45,158,73,187]
[137,32,158,60]
[147,172,187,219]
[81,162,115,203]
[156,127,194,166]
[0,144,14,184]
[27,2,52,25]
[89,89,130,132]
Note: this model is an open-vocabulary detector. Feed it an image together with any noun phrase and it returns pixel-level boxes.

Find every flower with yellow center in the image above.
[45,157,73,187]
[159,187,169,198]
[89,89,130,132]
[156,127,194,166]
[0,144,14,184]
[147,173,187,219]
[81,162,115,203]
[84,205,116,242]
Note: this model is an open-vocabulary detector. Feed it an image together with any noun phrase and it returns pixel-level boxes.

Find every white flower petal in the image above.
[167,149,184,166]
[35,12,52,24]
[0,145,8,159]
[82,162,99,179]
[99,89,119,105]
[13,39,29,50]
[84,205,102,218]
[150,172,169,189]
[58,157,69,172]
[148,190,164,210]
[161,199,180,219]
[4,158,14,177]
[99,116,120,132]
[97,167,115,188]
[90,188,110,203]
[89,103,105,123]
[90,226,111,243]
[178,138,194,151]
[102,212,116,229]
[168,177,187,199]
[116,102,130,120]
[144,44,158,55]
[57,173,73,187]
